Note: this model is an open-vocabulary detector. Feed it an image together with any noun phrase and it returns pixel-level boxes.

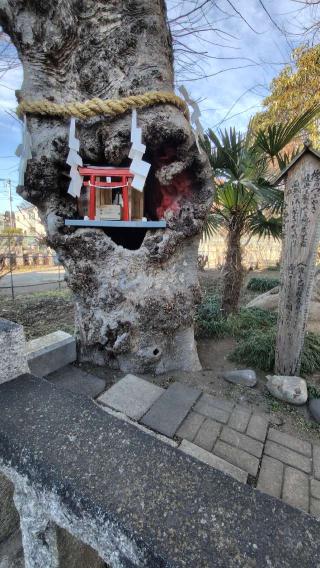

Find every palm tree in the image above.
[203,105,320,315]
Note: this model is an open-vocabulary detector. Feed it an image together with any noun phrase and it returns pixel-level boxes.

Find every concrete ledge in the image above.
[0,375,320,566]
[0,319,29,383]
[179,439,248,484]
[27,331,76,377]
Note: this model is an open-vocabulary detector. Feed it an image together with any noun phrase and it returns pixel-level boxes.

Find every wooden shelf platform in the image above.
[65,220,166,229]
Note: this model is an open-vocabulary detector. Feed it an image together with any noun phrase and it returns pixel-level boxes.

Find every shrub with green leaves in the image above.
[230,328,277,371]
[196,298,320,376]
[195,294,228,338]
[247,277,280,292]
[230,328,320,376]
[301,333,320,375]
[308,384,320,400]
[227,307,277,337]
[196,301,277,339]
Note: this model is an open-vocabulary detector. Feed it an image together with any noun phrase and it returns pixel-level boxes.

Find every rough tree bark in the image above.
[0,0,213,374]
[222,220,244,315]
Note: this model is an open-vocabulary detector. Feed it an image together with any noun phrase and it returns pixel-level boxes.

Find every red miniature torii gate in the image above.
[79,166,133,221]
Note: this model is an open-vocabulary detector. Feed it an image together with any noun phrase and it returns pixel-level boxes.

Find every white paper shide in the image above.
[67,118,83,198]
[129,109,151,192]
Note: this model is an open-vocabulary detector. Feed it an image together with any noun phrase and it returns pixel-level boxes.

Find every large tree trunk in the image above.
[0,1,213,374]
[222,220,244,315]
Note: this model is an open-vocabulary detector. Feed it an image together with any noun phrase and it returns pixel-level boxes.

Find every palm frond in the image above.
[207,127,244,179]
[243,180,284,214]
[254,104,320,167]
[202,211,224,240]
[276,146,302,171]
[246,211,282,240]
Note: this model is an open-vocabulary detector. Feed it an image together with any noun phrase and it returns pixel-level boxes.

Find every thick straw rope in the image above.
[17,91,189,121]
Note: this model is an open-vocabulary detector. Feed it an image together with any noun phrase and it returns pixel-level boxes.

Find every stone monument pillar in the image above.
[274,145,320,375]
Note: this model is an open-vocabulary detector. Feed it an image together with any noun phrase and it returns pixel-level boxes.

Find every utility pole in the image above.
[0,178,15,300]
[7,179,13,229]
[0,178,13,228]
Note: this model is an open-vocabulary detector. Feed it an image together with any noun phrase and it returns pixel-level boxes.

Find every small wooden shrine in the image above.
[65,165,165,229]
[65,113,166,232]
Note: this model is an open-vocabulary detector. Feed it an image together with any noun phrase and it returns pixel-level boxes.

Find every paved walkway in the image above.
[0,268,66,295]
[97,374,320,519]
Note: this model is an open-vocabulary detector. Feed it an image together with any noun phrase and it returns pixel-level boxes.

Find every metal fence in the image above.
[0,234,65,299]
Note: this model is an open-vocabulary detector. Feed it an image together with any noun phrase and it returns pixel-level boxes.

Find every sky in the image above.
[0,0,317,212]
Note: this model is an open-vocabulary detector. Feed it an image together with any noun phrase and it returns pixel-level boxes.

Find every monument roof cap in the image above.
[273,142,320,185]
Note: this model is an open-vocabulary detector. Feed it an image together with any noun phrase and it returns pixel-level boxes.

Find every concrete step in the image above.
[27,331,76,377]
[97,374,164,420]
[141,382,201,437]
[46,365,106,399]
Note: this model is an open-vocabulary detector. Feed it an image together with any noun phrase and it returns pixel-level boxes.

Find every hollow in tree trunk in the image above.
[222,222,244,316]
[0,0,214,374]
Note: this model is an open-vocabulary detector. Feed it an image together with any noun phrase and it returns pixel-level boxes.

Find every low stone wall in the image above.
[0,320,79,566]
[27,330,76,376]
[0,474,19,545]
[1,319,320,566]
[0,319,29,384]
[0,374,320,567]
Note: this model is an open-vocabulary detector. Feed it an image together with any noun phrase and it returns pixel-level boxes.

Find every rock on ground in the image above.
[309,399,320,423]
[221,369,257,387]
[266,375,308,405]
[246,272,320,334]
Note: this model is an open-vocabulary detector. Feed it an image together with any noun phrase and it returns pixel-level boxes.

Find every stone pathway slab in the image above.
[93,373,320,520]
[203,398,234,412]
[282,467,309,512]
[46,365,106,398]
[265,440,312,474]
[268,428,312,457]
[311,479,320,500]
[179,440,248,484]
[257,456,284,498]
[194,393,231,423]
[214,440,260,477]
[176,412,205,441]
[141,382,201,437]
[313,446,320,480]
[98,375,163,420]
[246,414,268,442]
[310,498,320,519]
[228,407,251,433]
[220,426,263,458]
[194,419,221,452]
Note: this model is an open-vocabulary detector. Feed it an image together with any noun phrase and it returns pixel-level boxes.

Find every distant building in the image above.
[0,205,54,269]
[0,211,15,231]
[15,205,45,236]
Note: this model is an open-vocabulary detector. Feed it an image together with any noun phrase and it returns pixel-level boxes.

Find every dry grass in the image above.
[0,289,74,340]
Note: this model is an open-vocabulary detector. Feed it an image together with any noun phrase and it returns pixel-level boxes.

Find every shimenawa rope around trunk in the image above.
[17,91,189,121]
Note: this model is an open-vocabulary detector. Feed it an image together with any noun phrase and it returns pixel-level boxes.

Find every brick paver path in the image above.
[98,376,320,518]
[176,392,320,517]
